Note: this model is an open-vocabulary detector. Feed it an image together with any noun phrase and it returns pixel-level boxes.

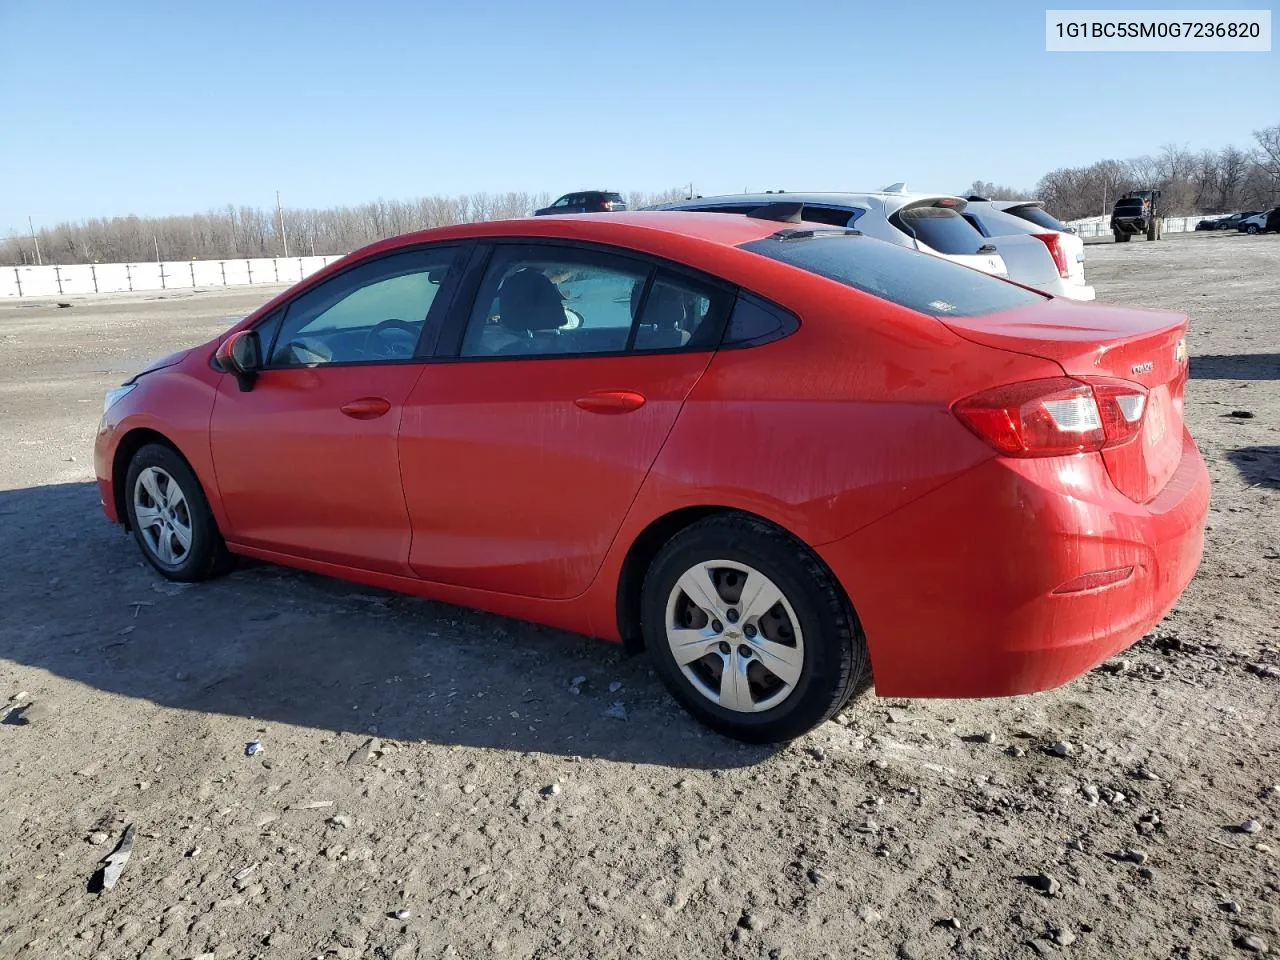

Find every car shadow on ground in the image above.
[1191,353,1280,381]
[1227,446,1280,490]
[0,483,795,770]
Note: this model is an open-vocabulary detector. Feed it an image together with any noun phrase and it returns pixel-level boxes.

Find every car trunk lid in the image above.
[941,300,1190,502]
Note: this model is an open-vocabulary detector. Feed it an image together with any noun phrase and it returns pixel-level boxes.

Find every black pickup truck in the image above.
[1110,190,1162,242]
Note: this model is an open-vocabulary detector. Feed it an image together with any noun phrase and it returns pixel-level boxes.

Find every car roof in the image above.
[347,211,787,260]
[655,190,966,214]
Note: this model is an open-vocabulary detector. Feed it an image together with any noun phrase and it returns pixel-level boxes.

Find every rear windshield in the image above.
[969,206,1052,238]
[889,205,985,255]
[1006,205,1068,232]
[739,233,1046,319]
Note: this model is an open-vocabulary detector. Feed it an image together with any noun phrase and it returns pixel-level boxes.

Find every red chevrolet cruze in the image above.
[95,210,1209,742]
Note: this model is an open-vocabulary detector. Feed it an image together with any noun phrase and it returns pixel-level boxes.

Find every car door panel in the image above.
[398,353,713,598]
[207,245,462,574]
[210,365,423,574]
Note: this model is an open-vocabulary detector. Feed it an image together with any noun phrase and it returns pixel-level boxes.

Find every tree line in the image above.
[971,124,1279,222]
[5,123,1277,266]
[1,188,691,267]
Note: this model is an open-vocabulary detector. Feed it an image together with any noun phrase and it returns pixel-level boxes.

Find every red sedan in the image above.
[94,210,1209,742]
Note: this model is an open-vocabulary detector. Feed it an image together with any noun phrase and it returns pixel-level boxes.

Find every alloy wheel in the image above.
[133,466,193,568]
[664,559,805,713]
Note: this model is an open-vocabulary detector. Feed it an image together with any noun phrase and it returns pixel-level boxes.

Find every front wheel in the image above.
[125,443,232,581]
[640,515,868,743]
[1246,224,1260,235]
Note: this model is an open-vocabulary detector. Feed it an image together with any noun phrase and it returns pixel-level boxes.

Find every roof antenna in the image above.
[883,182,907,193]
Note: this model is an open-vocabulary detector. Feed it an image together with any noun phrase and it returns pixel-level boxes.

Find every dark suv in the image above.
[534,191,627,216]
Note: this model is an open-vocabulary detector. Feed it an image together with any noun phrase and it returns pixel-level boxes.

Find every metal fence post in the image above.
[13,268,21,298]
[125,263,133,292]
[54,265,63,295]
[91,263,98,293]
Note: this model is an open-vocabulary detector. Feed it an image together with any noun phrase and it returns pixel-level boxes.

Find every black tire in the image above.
[1115,232,1130,243]
[124,442,232,582]
[640,514,869,743]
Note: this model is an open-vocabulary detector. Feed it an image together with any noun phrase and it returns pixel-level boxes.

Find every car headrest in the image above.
[498,268,565,332]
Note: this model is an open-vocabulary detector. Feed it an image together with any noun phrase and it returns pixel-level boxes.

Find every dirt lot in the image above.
[1,233,1277,960]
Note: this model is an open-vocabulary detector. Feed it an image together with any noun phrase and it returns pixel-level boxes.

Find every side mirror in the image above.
[215,330,262,392]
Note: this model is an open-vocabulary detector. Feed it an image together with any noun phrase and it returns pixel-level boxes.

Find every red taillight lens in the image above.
[953,377,1148,458]
[1031,232,1071,278]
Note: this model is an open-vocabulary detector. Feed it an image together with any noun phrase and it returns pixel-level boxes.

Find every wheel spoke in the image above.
[170,519,192,552]
[717,657,753,712]
[667,627,716,666]
[139,469,165,507]
[133,504,163,530]
[154,527,173,563]
[675,563,723,616]
[166,482,187,515]
[739,574,783,625]
[751,637,803,688]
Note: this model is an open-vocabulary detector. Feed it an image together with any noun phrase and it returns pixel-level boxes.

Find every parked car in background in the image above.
[652,188,1010,276]
[961,199,1095,301]
[95,209,1209,743]
[1238,208,1280,234]
[534,191,627,215]
[1195,211,1261,231]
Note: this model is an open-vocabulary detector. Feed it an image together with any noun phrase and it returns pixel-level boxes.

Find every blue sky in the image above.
[1,0,1275,233]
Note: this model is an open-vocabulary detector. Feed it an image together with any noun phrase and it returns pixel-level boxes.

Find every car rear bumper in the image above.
[818,428,1209,698]
[1042,278,1095,301]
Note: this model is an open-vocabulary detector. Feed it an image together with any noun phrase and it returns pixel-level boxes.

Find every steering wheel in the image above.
[363,319,420,359]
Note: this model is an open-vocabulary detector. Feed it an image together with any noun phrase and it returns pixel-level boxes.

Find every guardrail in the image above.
[1,255,346,299]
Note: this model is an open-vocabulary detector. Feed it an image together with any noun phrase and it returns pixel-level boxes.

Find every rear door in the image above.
[398,242,733,599]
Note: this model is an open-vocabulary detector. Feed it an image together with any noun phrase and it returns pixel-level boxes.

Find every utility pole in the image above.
[28,216,41,266]
[154,235,160,263]
[276,190,289,257]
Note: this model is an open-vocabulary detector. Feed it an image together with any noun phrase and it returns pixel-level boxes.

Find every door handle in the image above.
[340,397,392,419]
[574,390,646,414]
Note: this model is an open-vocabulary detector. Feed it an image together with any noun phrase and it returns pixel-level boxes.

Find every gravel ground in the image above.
[1,232,1277,960]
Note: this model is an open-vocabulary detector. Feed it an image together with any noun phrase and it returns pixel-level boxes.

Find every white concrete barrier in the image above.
[2,254,344,299]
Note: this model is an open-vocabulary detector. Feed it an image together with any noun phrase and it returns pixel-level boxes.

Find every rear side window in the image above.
[967,207,1046,238]
[1006,205,1068,232]
[739,234,1046,319]
[722,293,799,347]
[890,205,985,255]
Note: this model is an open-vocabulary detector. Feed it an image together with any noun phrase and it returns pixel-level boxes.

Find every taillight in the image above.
[1031,232,1071,278]
[953,377,1148,457]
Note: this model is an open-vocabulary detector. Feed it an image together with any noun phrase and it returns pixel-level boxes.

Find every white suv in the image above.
[652,188,1010,276]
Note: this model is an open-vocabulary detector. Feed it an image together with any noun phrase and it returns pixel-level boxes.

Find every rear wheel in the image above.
[1247,224,1260,235]
[125,443,231,581]
[640,515,868,743]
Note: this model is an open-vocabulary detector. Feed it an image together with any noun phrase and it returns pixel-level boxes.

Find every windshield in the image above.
[739,233,1046,318]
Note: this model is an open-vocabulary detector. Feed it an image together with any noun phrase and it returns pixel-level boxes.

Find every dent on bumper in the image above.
[819,430,1209,698]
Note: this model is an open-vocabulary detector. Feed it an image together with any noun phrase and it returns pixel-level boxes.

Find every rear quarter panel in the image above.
[619,275,1067,548]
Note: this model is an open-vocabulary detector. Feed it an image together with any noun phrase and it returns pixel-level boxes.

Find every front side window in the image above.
[267,247,457,366]
[552,196,571,208]
[460,247,649,358]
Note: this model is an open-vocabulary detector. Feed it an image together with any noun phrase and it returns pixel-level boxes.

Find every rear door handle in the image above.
[340,397,392,419]
[574,390,646,414]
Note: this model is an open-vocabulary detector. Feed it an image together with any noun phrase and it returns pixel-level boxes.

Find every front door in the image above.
[398,242,732,599]
[209,245,462,574]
